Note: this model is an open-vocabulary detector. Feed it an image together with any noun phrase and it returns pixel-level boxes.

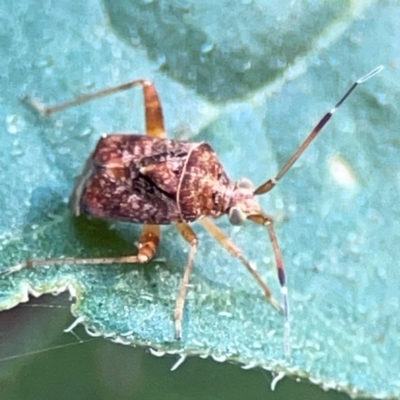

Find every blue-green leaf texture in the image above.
[1,1,399,398]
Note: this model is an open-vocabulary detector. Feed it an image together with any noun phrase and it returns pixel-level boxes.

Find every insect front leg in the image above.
[201,217,291,355]
[174,222,198,339]
[247,213,290,355]
[200,217,282,312]
[24,78,166,138]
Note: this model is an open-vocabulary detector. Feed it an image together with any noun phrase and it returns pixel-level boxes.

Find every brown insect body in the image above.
[70,133,261,225]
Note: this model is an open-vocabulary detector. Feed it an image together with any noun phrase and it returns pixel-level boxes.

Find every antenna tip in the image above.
[357,65,384,83]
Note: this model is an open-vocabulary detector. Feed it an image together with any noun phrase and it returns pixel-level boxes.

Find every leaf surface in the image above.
[0,1,399,398]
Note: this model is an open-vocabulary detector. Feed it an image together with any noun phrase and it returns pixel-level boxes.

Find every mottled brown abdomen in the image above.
[70,134,234,224]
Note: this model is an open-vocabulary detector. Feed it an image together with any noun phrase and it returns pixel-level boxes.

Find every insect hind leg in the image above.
[2,224,161,276]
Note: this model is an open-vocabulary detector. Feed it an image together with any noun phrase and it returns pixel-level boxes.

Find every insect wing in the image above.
[71,134,194,224]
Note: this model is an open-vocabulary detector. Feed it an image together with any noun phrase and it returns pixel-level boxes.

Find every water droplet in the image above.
[6,114,26,134]
[80,127,93,137]
[329,156,357,189]
[242,61,251,71]
[156,54,167,69]
[127,26,141,46]
[35,57,52,68]
[201,42,214,54]
[112,47,122,58]
[275,198,284,209]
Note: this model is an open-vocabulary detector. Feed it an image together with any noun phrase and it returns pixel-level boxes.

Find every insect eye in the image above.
[236,178,254,191]
[228,206,247,226]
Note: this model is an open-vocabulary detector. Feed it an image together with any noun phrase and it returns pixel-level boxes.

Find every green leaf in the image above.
[1,1,399,398]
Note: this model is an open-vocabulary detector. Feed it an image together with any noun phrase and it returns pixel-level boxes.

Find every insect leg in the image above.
[25,78,165,137]
[142,81,165,138]
[263,217,290,356]
[248,213,290,355]
[134,224,161,262]
[174,222,198,339]
[2,224,161,276]
[200,217,282,313]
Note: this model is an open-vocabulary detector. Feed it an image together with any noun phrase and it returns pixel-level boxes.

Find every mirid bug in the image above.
[5,66,383,355]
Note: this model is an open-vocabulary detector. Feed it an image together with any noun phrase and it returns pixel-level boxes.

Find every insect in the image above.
[5,65,383,355]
